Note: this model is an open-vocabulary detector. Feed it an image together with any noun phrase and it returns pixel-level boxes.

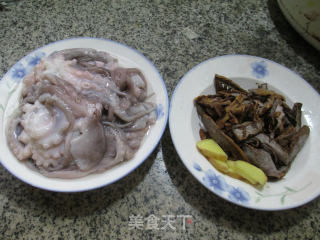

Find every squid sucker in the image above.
[6,48,156,179]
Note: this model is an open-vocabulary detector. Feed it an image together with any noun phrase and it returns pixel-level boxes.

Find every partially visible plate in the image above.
[278,0,320,51]
[0,37,169,192]
[169,55,320,210]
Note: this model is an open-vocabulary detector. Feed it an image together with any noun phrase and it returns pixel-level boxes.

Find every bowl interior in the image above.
[170,55,320,210]
[0,38,169,192]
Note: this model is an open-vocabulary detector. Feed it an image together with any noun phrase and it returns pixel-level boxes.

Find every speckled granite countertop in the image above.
[0,0,320,239]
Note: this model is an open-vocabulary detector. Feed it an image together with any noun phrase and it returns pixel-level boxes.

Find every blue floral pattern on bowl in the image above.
[193,162,202,171]
[156,103,164,120]
[203,169,229,194]
[251,60,268,79]
[11,62,27,82]
[228,186,250,204]
[25,51,46,67]
[194,162,251,205]
[10,51,46,83]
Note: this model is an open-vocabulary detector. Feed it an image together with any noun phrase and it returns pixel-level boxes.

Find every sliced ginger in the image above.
[196,138,228,161]
[197,139,267,188]
[226,160,267,187]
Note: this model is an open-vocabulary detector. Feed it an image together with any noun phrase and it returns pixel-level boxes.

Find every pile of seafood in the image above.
[6,48,156,179]
[195,74,310,179]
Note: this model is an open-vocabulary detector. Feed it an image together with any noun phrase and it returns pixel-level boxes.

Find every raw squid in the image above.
[7,48,157,179]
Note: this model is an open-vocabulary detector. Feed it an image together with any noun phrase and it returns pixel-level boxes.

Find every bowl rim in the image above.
[169,54,320,211]
[0,37,169,192]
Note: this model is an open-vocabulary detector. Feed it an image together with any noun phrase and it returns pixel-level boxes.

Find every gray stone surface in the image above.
[0,0,319,239]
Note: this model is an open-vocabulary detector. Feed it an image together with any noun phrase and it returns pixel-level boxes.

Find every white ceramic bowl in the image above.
[169,54,320,210]
[0,37,169,192]
[278,0,320,51]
